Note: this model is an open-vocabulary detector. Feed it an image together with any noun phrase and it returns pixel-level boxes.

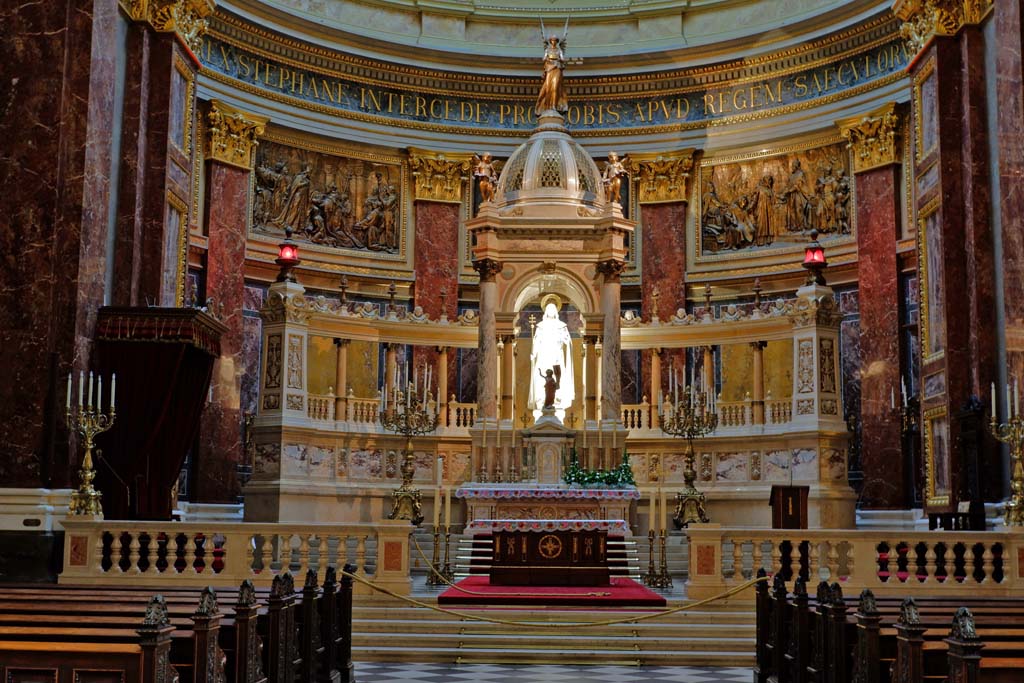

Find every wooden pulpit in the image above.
[769,485,809,529]
[93,307,226,520]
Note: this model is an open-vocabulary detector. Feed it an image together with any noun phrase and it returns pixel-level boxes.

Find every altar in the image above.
[491,528,610,586]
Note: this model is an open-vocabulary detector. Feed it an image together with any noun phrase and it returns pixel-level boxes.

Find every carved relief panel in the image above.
[250,135,410,268]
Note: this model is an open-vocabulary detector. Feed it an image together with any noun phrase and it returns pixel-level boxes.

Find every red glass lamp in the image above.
[802,229,827,286]
[275,228,301,282]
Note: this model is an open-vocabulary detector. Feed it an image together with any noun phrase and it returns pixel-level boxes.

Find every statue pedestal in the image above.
[522,409,575,485]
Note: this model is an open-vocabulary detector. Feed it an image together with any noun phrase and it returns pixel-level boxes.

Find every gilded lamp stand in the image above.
[382,384,439,526]
[990,381,1024,527]
[659,386,717,528]
[66,372,117,517]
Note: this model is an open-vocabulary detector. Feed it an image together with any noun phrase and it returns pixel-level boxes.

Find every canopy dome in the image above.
[494,112,606,215]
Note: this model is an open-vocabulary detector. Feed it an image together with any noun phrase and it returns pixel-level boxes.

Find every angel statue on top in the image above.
[472,153,498,204]
[535,18,570,115]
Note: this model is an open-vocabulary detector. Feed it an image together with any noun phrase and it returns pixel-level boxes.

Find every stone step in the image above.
[353,644,754,667]
[353,619,754,639]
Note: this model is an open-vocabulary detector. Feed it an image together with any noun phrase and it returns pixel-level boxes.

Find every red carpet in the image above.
[438,576,667,607]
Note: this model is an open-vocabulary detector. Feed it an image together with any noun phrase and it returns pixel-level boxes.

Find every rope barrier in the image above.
[340,563,768,629]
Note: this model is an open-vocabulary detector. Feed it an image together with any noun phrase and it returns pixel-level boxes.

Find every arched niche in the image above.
[503,267,597,317]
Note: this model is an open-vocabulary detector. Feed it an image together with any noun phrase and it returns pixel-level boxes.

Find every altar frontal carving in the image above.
[253,140,402,254]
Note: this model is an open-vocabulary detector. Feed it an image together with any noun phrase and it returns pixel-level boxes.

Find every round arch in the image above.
[503,266,597,316]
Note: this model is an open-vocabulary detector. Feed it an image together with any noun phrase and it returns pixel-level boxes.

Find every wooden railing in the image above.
[59,518,414,595]
[686,527,1024,600]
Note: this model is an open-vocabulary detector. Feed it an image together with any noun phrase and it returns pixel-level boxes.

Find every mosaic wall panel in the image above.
[698,140,852,256]
[253,139,403,254]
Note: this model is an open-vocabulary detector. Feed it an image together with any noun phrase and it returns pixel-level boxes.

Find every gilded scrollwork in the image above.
[409,152,471,203]
[253,140,401,254]
[788,295,841,328]
[839,103,901,173]
[626,152,693,204]
[893,0,993,57]
[261,289,309,325]
[206,100,267,170]
[124,0,215,55]
[700,142,851,254]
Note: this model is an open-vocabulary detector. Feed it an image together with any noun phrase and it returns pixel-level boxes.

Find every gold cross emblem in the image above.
[538,534,563,559]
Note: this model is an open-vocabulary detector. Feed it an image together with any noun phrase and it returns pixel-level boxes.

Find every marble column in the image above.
[894,1,999,506]
[501,335,515,421]
[994,0,1024,430]
[192,102,266,505]
[840,103,905,508]
[474,258,502,422]
[437,346,449,423]
[334,339,349,419]
[751,342,766,425]
[598,260,626,425]
[0,0,120,488]
[111,4,210,308]
[650,348,663,408]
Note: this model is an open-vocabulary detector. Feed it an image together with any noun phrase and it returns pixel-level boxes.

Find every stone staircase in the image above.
[350,601,755,666]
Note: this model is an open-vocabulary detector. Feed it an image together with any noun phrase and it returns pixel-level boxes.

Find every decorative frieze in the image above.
[206,100,267,170]
[626,151,695,204]
[892,0,994,57]
[120,0,216,54]
[408,150,472,203]
[838,103,902,173]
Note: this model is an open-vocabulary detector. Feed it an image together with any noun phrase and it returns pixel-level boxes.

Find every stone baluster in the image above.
[826,541,840,581]
[982,544,994,584]
[752,540,764,576]
[808,540,820,585]
[184,534,198,575]
[355,536,368,574]
[334,338,349,421]
[770,540,783,577]
[732,539,746,580]
[924,544,937,583]
[128,532,141,574]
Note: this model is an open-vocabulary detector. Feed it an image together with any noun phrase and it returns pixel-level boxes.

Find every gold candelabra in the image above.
[641,529,658,587]
[989,388,1024,527]
[659,388,717,527]
[382,385,439,526]
[66,372,117,517]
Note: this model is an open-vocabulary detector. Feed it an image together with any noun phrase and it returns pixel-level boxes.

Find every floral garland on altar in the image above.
[563,448,636,489]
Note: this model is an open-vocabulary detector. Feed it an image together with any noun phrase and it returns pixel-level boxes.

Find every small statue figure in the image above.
[603,151,629,204]
[473,153,498,204]
[540,368,560,410]
[535,18,570,115]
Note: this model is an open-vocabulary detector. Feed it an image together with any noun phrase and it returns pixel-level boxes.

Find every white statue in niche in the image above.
[528,300,575,420]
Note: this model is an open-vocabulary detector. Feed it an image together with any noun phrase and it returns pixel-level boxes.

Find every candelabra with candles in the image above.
[66,372,117,517]
[659,371,718,528]
[426,459,455,586]
[381,366,439,525]
[990,379,1024,526]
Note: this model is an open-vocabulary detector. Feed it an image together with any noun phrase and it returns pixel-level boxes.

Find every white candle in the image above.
[902,377,908,407]
[1015,378,1020,419]
[87,372,94,408]
[444,486,452,531]
[79,371,84,407]
[992,382,997,416]
[110,373,116,409]
[65,374,71,410]
[649,487,657,532]
[97,375,103,411]
[890,387,895,410]
[433,483,441,529]
[1007,383,1013,419]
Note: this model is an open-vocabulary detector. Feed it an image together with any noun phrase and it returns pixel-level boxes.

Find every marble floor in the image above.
[355,663,752,682]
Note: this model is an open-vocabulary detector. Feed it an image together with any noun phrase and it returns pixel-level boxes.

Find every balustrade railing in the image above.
[718,401,750,427]
[348,396,382,425]
[686,527,1022,600]
[621,401,651,431]
[447,401,476,428]
[59,518,413,595]
[308,393,335,421]
[767,400,792,424]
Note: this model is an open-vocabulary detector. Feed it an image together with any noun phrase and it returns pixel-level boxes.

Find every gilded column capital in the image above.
[408,148,473,203]
[596,259,627,283]
[472,257,503,283]
[206,100,268,170]
[625,150,695,204]
[892,0,993,57]
[838,103,902,174]
[119,0,216,55]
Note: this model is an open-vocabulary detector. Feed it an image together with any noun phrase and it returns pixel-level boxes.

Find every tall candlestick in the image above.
[78,371,84,408]
[432,483,441,529]
[66,373,71,410]
[649,487,657,532]
[992,382,997,416]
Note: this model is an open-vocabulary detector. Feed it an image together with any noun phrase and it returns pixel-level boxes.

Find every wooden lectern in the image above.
[770,485,809,529]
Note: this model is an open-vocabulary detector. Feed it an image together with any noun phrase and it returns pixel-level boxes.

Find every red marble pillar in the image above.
[852,162,903,507]
[907,27,998,509]
[639,201,687,401]
[413,200,460,400]
[994,1,1024,401]
[112,24,197,307]
[193,102,266,504]
[0,0,119,487]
